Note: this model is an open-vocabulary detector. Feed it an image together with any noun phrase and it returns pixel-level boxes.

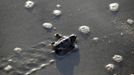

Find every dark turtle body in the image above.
[51,33,77,55]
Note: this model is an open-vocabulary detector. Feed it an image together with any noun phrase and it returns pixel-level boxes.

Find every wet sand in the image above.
[0,0,134,75]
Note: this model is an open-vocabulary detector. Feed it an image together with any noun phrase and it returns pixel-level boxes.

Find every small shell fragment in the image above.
[49,59,55,63]
[25,68,37,75]
[50,50,55,53]
[4,65,12,71]
[112,55,123,63]
[120,32,124,36]
[113,74,117,75]
[109,3,119,11]
[127,18,134,25]
[79,25,90,34]
[93,37,99,41]
[24,0,35,8]
[42,22,53,29]
[56,4,61,8]
[25,63,49,75]
[8,59,13,62]
[40,63,49,67]
[53,9,62,16]
[131,51,134,55]
[105,64,115,71]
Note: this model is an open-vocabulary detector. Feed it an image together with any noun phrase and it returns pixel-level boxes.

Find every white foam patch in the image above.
[42,22,53,29]
[109,3,119,11]
[53,9,62,16]
[112,55,123,63]
[105,63,115,71]
[79,25,90,34]
[24,0,35,8]
[13,47,22,53]
[4,65,12,71]
[127,18,134,25]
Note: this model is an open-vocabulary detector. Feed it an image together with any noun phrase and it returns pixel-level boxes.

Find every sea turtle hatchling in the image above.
[50,33,78,55]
